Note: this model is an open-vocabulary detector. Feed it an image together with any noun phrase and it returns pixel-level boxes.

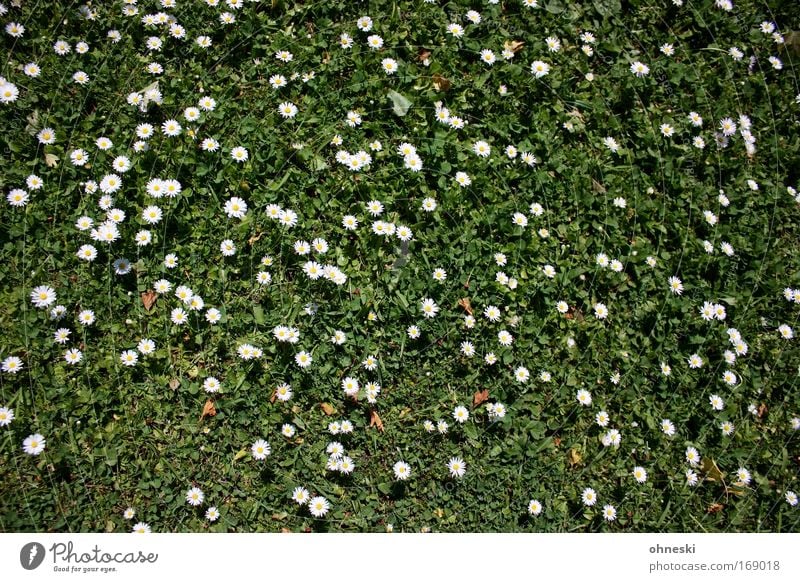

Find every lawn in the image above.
[1,0,799,532]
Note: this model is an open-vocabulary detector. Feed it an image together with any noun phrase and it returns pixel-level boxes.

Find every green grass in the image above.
[1,0,800,532]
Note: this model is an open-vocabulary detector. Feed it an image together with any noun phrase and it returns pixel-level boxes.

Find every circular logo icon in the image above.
[20,542,46,570]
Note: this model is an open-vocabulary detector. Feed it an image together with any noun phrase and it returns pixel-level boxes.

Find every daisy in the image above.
[709,394,724,411]
[120,350,139,367]
[668,276,683,295]
[251,439,271,460]
[278,102,298,118]
[514,366,530,383]
[779,324,794,339]
[123,508,135,520]
[530,60,550,78]
[381,58,398,74]
[453,406,470,423]
[23,433,46,455]
[595,411,610,427]
[31,285,57,308]
[688,354,703,369]
[786,491,798,506]
[736,467,752,486]
[292,487,310,505]
[685,446,701,467]
[275,383,293,401]
[295,351,312,368]
[576,389,592,406]
[0,405,14,426]
[480,49,496,65]
[186,487,204,506]
[630,61,650,77]
[602,505,617,521]
[205,507,220,522]
[528,499,543,516]
[660,419,676,436]
[308,496,330,517]
[393,461,411,481]
[685,469,699,486]
[366,35,383,49]
[447,457,466,478]
[132,522,151,534]
[593,303,608,319]
[230,146,249,162]
[632,466,648,483]
[581,487,597,506]
[421,298,439,318]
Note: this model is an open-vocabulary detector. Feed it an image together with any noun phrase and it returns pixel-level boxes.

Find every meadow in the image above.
[1,0,800,532]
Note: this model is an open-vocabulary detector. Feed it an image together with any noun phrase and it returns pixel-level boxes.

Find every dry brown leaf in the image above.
[503,39,525,54]
[757,403,768,418]
[553,436,562,447]
[707,503,724,514]
[432,73,451,92]
[320,402,336,416]
[701,458,724,482]
[457,297,473,316]
[369,409,384,432]
[270,390,277,404]
[200,399,217,421]
[472,389,489,408]
[169,378,180,391]
[567,448,582,467]
[417,48,432,62]
[248,231,264,246]
[141,290,157,311]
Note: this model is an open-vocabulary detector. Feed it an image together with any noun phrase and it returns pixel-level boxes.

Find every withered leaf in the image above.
[567,448,582,467]
[457,297,473,316]
[169,378,180,391]
[707,503,724,514]
[417,48,432,62]
[472,389,489,408]
[757,403,768,418]
[141,290,157,311]
[503,39,525,54]
[369,409,384,432]
[248,231,264,246]
[553,436,562,447]
[701,458,724,482]
[432,73,451,92]
[320,402,336,416]
[200,399,217,421]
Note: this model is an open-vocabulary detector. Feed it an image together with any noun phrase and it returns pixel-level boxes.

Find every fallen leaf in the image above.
[169,378,180,391]
[248,231,264,246]
[472,389,489,408]
[270,390,277,404]
[200,399,217,421]
[553,436,562,447]
[757,403,768,418]
[141,290,157,311]
[457,297,473,316]
[280,528,291,533]
[320,402,335,416]
[417,48,432,62]
[707,503,724,514]
[369,409,384,432]
[432,73,451,92]
[44,153,59,167]
[233,448,248,461]
[503,39,525,54]
[701,458,724,482]
[567,448,582,467]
